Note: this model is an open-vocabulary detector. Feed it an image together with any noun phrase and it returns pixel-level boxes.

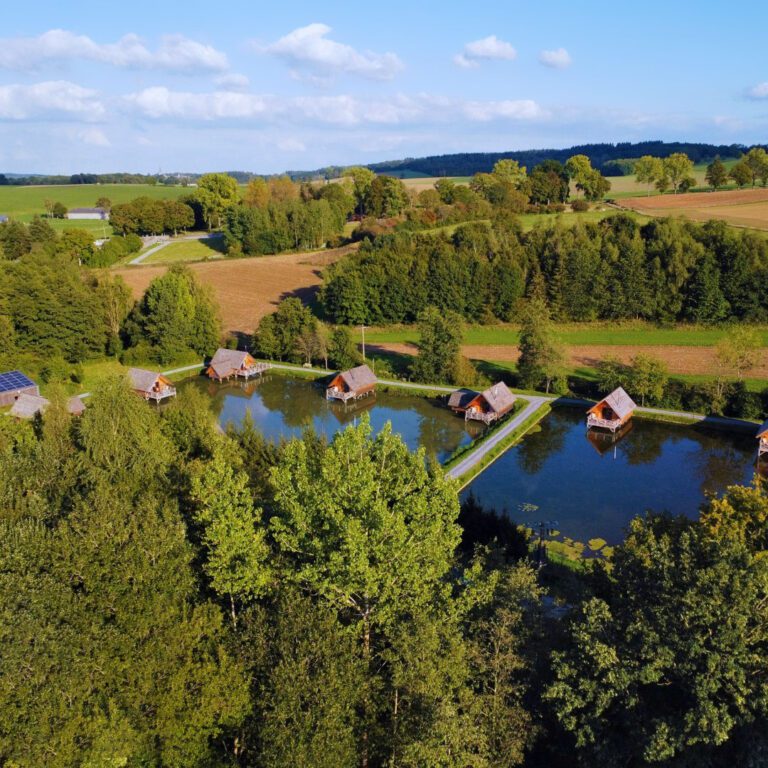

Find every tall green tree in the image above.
[705,156,729,189]
[517,297,566,393]
[662,153,695,194]
[410,305,466,384]
[196,172,240,229]
[634,155,664,195]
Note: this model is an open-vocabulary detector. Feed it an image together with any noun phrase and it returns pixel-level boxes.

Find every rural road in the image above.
[445,396,549,481]
[128,233,223,266]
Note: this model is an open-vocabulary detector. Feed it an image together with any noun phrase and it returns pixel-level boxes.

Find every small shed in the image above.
[0,215,8,224]
[326,364,377,402]
[67,207,109,220]
[462,382,516,424]
[206,349,270,382]
[757,420,768,457]
[128,368,177,402]
[0,370,39,408]
[9,393,85,419]
[587,387,637,432]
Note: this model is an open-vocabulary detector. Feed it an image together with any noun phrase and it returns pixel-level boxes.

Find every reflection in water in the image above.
[179,374,484,464]
[463,407,756,545]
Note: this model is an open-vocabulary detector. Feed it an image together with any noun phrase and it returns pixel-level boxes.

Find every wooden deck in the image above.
[326,386,374,403]
[587,414,626,433]
[143,386,177,402]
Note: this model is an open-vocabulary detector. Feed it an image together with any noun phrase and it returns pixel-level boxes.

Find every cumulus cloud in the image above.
[263,23,403,81]
[0,30,228,73]
[215,72,250,91]
[748,82,768,99]
[454,36,517,68]
[0,81,105,120]
[539,47,572,69]
[124,86,545,127]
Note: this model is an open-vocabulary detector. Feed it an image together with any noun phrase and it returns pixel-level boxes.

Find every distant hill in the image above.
[363,141,753,178]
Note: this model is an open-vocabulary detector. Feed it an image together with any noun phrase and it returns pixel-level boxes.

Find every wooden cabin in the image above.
[757,420,768,457]
[9,393,85,419]
[128,368,177,402]
[448,388,479,414]
[0,370,39,407]
[460,382,516,424]
[206,349,271,382]
[587,387,637,432]
[326,364,377,402]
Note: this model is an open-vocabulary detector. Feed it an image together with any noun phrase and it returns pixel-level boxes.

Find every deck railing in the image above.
[147,386,177,401]
[327,387,355,402]
[239,362,272,379]
[465,409,498,424]
[587,414,623,432]
[760,438,768,456]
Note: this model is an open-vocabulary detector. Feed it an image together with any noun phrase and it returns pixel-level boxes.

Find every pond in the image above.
[462,407,757,548]
[181,373,484,463]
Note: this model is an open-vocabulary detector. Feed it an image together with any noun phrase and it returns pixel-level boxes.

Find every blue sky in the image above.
[0,0,766,174]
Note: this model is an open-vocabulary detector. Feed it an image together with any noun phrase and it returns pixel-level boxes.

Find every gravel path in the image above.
[127,233,222,266]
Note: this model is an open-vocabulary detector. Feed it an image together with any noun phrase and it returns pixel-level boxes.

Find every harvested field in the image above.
[370,342,768,378]
[113,246,354,334]
[620,188,768,230]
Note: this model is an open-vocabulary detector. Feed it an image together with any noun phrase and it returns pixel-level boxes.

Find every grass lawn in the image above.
[141,237,226,265]
[359,322,768,348]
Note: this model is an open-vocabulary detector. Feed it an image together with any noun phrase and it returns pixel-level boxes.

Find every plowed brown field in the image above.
[371,342,768,378]
[621,188,768,230]
[113,246,354,334]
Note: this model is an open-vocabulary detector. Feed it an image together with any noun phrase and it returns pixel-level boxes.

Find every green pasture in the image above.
[0,183,192,225]
[359,322,768,348]
[141,237,225,265]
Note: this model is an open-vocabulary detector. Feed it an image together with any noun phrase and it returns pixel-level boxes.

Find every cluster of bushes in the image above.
[322,214,768,325]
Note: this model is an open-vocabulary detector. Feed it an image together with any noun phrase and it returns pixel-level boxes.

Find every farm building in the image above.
[587,387,637,432]
[67,207,109,220]
[757,420,768,457]
[326,364,377,402]
[206,349,271,382]
[10,393,85,419]
[451,382,516,424]
[0,371,39,407]
[128,368,177,402]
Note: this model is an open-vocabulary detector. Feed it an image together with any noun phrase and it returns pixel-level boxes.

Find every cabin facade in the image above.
[10,393,85,419]
[453,382,515,424]
[757,421,768,457]
[0,371,39,407]
[587,387,637,432]
[326,364,377,402]
[206,349,271,382]
[67,207,109,220]
[128,368,177,402]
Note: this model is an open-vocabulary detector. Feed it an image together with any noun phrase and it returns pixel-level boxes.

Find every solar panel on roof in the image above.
[0,370,36,393]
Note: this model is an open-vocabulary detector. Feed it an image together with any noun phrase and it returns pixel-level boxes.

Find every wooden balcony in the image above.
[587,414,623,432]
[327,386,355,402]
[466,409,498,424]
[146,386,176,402]
[238,362,271,379]
[760,438,768,457]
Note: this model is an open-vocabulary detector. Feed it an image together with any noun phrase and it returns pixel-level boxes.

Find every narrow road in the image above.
[127,233,223,266]
[445,396,548,480]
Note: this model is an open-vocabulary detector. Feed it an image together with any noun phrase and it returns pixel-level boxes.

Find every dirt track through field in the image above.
[371,342,768,378]
[113,246,355,334]
[620,188,768,230]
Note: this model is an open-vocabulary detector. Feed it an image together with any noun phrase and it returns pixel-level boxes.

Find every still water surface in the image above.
[183,375,758,545]
[462,407,757,545]
[182,373,483,463]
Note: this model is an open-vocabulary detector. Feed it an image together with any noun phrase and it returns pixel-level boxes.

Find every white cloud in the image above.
[748,82,768,99]
[539,47,572,69]
[125,86,546,127]
[0,30,228,73]
[79,127,110,146]
[454,36,517,68]
[263,23,403,81]
[277,137,306,152]
[463,99,547,121]
[215,73,250,91]
[0,81,105,120]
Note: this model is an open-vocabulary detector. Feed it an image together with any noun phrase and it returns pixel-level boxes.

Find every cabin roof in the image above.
[128,367,163,393]
[448,388,478,409]
[69,207,106,214]
[339,364,377,391]
[480,381,515,413]
[590,386,637,419]
[757,419,768,438]
[208,348,252,377]
[10,393,84,418]
[0,370,36,394]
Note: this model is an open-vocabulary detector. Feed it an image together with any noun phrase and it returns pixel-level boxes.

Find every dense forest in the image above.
[292,141,754,180]
[1,381,767,767]
[321,215,768,325]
